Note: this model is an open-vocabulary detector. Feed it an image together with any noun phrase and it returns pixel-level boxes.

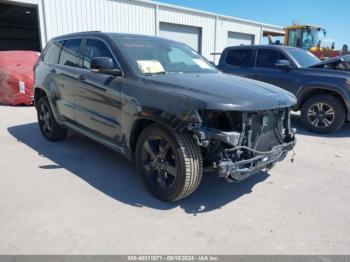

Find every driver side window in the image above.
[83,39,117,70]
[256,49,289,69]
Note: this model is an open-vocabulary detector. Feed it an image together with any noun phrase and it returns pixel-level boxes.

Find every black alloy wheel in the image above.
[141,136,177,192]
[37,96,67,141]
[38,99,53,136]
[136,124,203,202]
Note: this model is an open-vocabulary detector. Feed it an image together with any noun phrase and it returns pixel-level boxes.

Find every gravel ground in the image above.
[0,105,349,255]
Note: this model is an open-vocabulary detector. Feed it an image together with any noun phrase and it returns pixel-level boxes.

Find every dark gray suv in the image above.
[218,45,350,134]
[34,32,296,202]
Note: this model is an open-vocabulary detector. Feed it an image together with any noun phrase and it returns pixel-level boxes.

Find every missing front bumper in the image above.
[216,140,296,182]
[189,108,297,182]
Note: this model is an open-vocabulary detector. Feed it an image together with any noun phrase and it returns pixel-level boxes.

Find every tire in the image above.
[37,96,67,141]
[301,94,346,134]
[135,124,203,202]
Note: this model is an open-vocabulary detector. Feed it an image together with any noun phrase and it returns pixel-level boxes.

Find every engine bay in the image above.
[189,108,296,182]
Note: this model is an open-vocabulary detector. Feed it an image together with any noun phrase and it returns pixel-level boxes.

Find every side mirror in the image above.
[275,59,292,70]
[91,57,122,76]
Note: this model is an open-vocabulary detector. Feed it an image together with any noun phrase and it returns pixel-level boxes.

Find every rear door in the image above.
[219,48,255,78]
[39,40,66,114]
[253,48,299,93]
[74,38,123,144]
[54,38,83,122]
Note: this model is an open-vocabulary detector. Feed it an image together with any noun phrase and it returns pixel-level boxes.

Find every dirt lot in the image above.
[0,105,349,255]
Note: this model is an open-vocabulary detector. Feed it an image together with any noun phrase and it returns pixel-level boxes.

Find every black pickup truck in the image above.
[218,45,350,134]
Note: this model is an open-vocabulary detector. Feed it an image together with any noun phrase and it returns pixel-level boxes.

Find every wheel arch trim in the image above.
[34,87,64,125]
[297,84,349,114]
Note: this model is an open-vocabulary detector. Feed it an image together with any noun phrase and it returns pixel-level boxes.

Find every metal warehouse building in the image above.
[1,0,284,62]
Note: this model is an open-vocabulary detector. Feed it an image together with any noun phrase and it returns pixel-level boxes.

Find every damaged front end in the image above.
[310,55,350,72]
[187,108,296,182]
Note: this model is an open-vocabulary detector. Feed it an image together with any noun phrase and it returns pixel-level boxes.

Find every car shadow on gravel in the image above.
[292,114,350,138]
[8,123,269,214]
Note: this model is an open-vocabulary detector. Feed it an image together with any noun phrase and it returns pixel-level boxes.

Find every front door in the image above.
[74,38,123,145]
[253,49,299,93]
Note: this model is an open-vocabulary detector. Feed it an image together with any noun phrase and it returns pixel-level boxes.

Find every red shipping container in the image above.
[0,51,40,106]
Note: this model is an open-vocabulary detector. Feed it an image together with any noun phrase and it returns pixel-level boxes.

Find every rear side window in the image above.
[256,49,288,68]
[83,39,116,69]
[43,41,62,64]
[59,39,82,68]
[225,49,253,67]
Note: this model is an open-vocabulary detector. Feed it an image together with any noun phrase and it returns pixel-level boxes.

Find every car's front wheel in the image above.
[301,94,346,134]
[136,124,203,202]
[37,96,67,141]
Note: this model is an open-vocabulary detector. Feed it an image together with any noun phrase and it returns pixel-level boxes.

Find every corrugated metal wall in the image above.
[158,6,216,60]
[42,0,155,38]
[215,18,262,62]
[4,0,284,62]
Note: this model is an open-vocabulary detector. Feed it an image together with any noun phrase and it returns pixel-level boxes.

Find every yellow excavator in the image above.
[270,24,348,60]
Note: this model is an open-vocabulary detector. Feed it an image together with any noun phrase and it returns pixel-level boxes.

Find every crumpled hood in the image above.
[144,72,297,111]
[310,55,350,68]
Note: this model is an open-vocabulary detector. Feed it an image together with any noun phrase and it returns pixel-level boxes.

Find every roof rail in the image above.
[78,30,102,33]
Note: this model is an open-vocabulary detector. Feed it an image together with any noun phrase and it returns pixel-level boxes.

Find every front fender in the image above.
[120,90,207,159]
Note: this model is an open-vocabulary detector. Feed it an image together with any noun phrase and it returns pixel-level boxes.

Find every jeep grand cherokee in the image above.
[34,32,296,202]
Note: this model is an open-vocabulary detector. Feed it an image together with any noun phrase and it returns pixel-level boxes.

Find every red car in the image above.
[0,51,40,106]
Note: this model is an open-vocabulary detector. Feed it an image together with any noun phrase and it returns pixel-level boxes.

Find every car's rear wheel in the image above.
[136,124,203,202]
[37,96,67,141]
[301,94,346,134]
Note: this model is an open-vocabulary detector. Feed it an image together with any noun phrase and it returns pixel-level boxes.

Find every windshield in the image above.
[302,29,326,49]
[288,28,326,50]
[288,48,321,67]
[113,38,218,75]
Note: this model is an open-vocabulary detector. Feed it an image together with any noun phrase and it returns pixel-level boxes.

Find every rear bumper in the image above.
[217,139,296,182]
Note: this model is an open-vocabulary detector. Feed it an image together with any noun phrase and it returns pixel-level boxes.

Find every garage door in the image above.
[159,22,202,53]
[0,2,41,51]
[227,32,255,47]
